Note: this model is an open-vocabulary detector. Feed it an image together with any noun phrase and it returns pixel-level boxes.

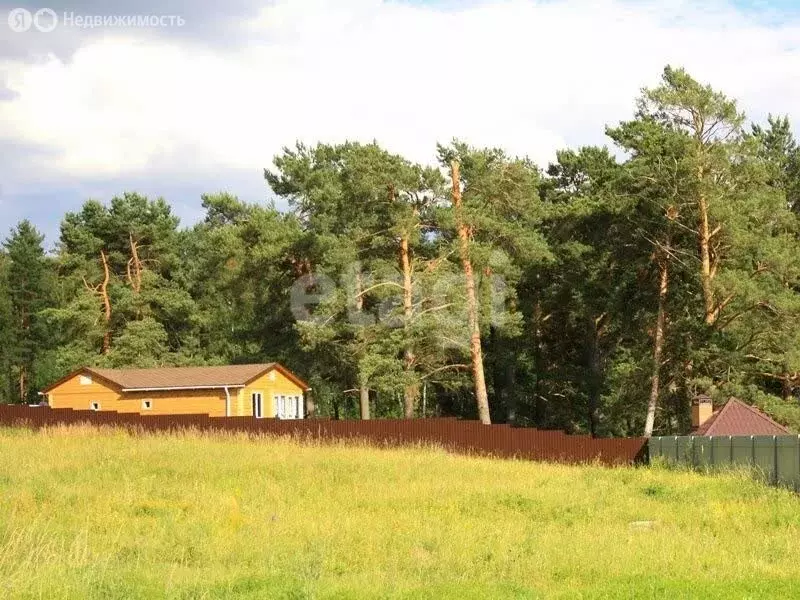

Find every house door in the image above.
[251,392,263,418]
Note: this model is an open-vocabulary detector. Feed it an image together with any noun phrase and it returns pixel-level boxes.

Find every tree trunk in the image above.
[304,389,316,418]
[359,385,371,420]
[127,234,144,319]
[697,180,716,325]
[18,366,26,404]
[354,269,370,420]
[451,160,491,424]
[782,377,791,401]
[505,356,517,425]
[400,233,418,418]
[127,233,143,294]
[531,296,545,426]
[586,315,604,437]
[18,306,28,403]
[644,254,669,437]
[490,325,516,424]
[100,250,112,354]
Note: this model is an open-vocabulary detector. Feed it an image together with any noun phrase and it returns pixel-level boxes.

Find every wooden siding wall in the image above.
[46,374,121,410]
[241,370,304,418]
[121,390,227,417]
[48,372,233,417]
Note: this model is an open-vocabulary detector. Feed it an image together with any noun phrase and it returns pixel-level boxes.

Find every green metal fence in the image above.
[649,435,800,490]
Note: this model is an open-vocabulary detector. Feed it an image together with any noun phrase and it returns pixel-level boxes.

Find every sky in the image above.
[1,0,799,248]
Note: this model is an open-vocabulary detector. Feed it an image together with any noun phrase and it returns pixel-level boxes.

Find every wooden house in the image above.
[40,363,310,418]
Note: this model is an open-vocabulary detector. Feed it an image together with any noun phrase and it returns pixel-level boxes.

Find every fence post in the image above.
[709,435,714,466]
[773,435,778,486]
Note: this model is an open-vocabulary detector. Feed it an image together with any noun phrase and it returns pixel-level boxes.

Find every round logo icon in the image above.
[33,8,57,33]
[7,7,33,32]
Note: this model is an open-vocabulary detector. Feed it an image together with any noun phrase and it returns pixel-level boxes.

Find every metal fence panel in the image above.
[660,437,678,463]
[776,435,800,490]
[0,405,646,466]
[694,436,713,469]
[710,436,733,470]
[677,436,695,464]
[650,434,800,491]
[753,436,777,484]
[731,436,754,465]
[647,437,662,460]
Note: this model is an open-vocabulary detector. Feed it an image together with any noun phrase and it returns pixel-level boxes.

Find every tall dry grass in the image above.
[0,425,798,599]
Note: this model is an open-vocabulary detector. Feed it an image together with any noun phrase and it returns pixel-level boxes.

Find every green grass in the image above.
[1,426,799,599]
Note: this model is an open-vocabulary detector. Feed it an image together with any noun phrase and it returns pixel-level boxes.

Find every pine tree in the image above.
[4,221,51,402]
[438,141,551,424]
[0,252,14,403]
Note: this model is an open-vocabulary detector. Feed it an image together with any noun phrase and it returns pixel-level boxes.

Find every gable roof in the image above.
[693,397,792,436]
[42,363,310,393]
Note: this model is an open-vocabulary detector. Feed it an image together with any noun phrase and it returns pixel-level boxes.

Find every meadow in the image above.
[1,426,799,599]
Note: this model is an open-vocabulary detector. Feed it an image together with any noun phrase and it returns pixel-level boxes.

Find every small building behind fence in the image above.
[690,395,791,437]
[649,433,800,490]
[652,395,799,490]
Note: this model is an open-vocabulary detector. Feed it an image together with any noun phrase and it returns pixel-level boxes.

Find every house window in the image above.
[142,400,153,410]
[79,375,92,385]
[275,395,302,419]
[252,392,263,418]
[90,402,100,411]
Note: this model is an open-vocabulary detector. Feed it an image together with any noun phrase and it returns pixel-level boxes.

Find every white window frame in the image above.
[274,394,303,419]
[79,375,93,385]
[90,402,100,411]
[252,392,263,419]
[142,399,153,411]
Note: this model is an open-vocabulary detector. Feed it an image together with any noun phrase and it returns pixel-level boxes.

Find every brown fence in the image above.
[0,405,647,466]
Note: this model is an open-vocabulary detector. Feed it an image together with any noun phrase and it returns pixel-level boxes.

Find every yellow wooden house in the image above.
[40,363,310,418]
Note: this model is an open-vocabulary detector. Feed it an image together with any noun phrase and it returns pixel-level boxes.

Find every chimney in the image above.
[692,394,713,428]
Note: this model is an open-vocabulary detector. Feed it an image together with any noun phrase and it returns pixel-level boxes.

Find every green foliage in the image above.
[104,317,169,368]
[2,221,54,402]
[5,66,800,432]
[0,253,14,403]
[750,115,800,213]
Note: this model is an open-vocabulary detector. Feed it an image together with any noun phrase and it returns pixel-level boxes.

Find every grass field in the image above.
[1,426,799,599]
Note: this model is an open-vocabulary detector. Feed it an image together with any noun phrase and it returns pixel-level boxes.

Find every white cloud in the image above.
[1,0,799,192]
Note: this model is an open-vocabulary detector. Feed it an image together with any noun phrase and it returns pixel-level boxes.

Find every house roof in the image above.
[42,363,310,393]
[693,397,792,436]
